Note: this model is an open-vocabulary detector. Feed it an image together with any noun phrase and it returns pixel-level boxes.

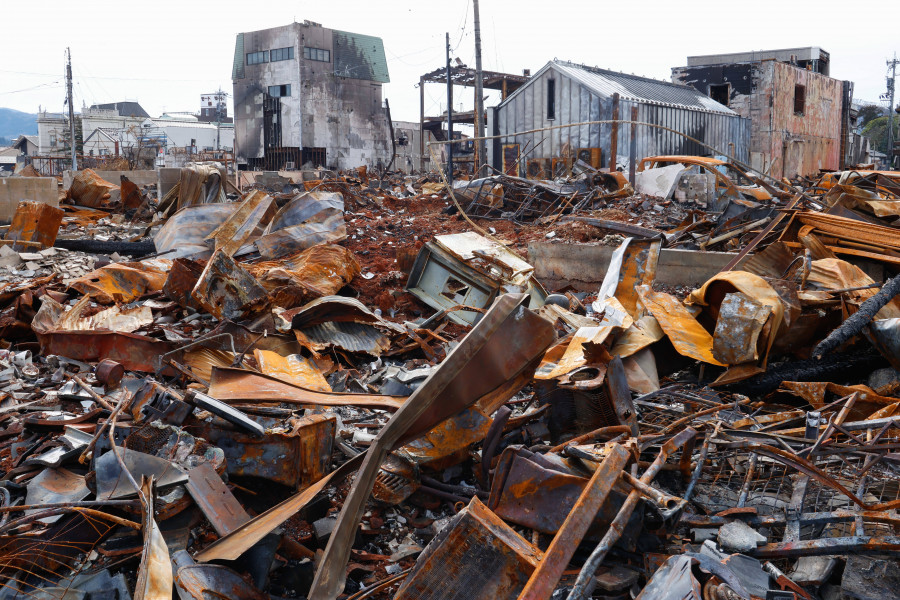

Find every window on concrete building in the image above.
[303,47,330,62]
[270,47,295,62]
[794,84,806,116]
[709,83,730,107]
[267,84,291,98]
[246,51,269,65]
[547,79,556,120]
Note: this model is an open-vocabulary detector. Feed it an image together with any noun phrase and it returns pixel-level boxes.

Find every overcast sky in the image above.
[1,0,898,124]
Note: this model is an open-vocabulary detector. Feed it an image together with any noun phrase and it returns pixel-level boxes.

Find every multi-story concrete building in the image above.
[232,20,391,171]
[672,48,855,179]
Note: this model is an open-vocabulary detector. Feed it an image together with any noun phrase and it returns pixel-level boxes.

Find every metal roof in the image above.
[332,30,389,83]
[502,60,735,115]
[89,102,151,118]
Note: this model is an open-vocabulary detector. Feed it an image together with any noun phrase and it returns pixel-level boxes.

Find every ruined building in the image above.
[488,59,750,177]
[232,20,392,171]
[672,47,855,179]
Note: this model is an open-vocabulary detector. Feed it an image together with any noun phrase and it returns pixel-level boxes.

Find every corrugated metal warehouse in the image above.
[487,60,751,177]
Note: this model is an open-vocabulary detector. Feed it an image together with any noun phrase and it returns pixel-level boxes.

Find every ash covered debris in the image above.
[0,158,897,600]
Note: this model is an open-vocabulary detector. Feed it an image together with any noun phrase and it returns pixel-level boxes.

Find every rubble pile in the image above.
[0,162,897,600]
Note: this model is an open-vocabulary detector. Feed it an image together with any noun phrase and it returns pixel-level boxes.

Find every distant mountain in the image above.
[0,108,38,142]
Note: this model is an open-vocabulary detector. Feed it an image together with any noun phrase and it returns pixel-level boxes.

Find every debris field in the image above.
[0,161,898,600]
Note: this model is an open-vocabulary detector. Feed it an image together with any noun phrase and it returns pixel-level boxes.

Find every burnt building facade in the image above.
[672,47,854,179]
[232,21,391,170]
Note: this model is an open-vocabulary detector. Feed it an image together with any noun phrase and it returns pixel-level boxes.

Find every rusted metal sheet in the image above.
[246,243,360,302]
[68,260,170,304]
[488,446,630,536]
[34,329,171,373]
[401,406,491,471]
[195,453,364,562]
[67,168,120,208]
[205,189,275,256]
[185,463,251,537]
[308,294,555,599]
[31,294,171,372]
[517,444,631,600]
[5,201,64,251]
[253,348,331,392]
[153,203,239,258]
[254,191,347,259]
[193,413,335,490]
[208,366,406,410]
[282,295,404,356]
[191,250,269,320]
[395,497,543,600]
[163,257,204,309]
[636,286,725,366]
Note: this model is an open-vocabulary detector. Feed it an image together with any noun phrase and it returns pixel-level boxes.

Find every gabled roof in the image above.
[501,60,736,115]
[90,102,151,118]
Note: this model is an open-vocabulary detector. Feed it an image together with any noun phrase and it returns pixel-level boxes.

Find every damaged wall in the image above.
[673,56,848,179]
[232,21,391,171]
[489,60,750,176]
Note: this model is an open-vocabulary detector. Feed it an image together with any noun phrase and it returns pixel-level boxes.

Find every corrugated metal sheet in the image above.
[332,30,389,83]
[233,33,244,80]
[491,60,751,174]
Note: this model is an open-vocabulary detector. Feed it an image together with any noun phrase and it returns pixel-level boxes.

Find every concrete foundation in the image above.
[0,177,58,224]
[528,242,738,291]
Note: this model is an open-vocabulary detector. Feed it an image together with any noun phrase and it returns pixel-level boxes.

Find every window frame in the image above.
[246,50,269,65]
[303,47,331,62]
[267,84,291,98]
[270,47,295,62]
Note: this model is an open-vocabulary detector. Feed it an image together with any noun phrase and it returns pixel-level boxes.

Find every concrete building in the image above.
[232,20,391,171]
[672,47,854,179]
[200,91,232,123]
[488,60,750,177]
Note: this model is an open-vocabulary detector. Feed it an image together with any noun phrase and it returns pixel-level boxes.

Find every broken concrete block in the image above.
[718,519,766,553]
[634,163,685,199]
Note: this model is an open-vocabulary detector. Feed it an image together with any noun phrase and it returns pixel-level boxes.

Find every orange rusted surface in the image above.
[208,366,406,410]
[253,348,331,392]
[5,201,64,251]
[247,243,360,301]
[68,261,170,304]
[636,285,725,366]
[67,168,120,208]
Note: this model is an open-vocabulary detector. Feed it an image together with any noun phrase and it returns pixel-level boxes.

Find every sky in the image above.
[1,0,899,124]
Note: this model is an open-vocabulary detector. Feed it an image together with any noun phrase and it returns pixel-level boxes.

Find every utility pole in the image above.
[887,54,898,169]
[472,0,486,176]
[66,48,76,171]
[446,32,453,184]
[215,88,222,151]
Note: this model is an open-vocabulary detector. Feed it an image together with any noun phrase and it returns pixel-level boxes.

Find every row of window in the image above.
[303,47,330,62]
[246,46,328,65]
